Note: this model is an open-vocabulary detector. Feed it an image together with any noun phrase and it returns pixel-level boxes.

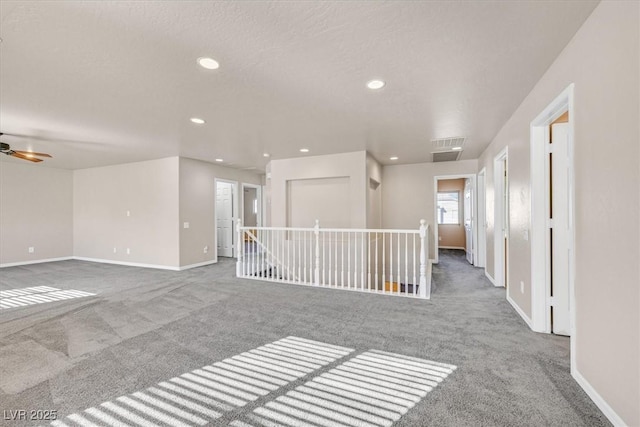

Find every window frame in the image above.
[437,190,461,225]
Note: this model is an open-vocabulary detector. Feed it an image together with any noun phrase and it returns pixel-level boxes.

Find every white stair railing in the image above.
[236,220,431,299]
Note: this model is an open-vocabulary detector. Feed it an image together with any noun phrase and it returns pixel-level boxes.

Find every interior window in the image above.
[437,191,460,225]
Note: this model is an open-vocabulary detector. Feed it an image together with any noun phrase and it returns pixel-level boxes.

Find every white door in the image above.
[550,123,571,336]
[216,181,234,257]
[464,178,474,264]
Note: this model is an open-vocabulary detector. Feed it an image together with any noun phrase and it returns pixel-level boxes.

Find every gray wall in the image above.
[381,159,478,259]
[74,157,180,268]
[476,1,639,423]
[269,151,368,229]
[0,161,73,265]
[179,157,263,267]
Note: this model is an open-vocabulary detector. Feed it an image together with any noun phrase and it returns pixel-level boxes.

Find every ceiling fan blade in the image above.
[10,152,43,162]
[14,150,52,158]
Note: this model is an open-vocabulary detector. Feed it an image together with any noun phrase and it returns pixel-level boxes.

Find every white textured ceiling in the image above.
[0,1,598,170]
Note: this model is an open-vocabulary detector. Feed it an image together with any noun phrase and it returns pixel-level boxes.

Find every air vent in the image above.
[433,151,462,162]
[432,137,465,150]
[431,137,465,162]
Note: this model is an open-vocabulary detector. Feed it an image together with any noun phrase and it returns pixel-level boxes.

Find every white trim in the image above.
[72,257,181,271]
[0,256,73,268]
[178,260,217,270]
[484,270,497,286]
[2,257,217,272]
[214,178,240,259]
[433,174,477,265]
[507,293,533,329]
[476,168,487,268]
[241,182,263,227]
[438,246,466,250]
[530,83,575,337]
[572,369,626,427]
[493,147,508,288]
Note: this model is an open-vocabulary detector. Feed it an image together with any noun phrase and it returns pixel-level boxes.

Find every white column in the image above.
[236,218,243,277]
[419,219,428,298]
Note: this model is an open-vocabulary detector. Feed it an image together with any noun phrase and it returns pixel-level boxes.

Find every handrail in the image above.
[238,225,420,234]
[236,219,431,299]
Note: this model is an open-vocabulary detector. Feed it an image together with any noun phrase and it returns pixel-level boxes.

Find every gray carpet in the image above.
[0,249,609,426]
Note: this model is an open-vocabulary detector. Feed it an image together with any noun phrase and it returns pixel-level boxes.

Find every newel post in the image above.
[314,219,320,286]
[236,218,243,277]
[418,219,428,298]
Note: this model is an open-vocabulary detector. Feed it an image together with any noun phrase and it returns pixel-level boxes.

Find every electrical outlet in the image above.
[520,281,524,294]
[28,247,34,254]
[126,210,131,217]
[523,230,529,241]
[126,248,130,255]
[204,246,208,254]
[184,222,190,229]
[438,236,442,241]
[113,247,117,254]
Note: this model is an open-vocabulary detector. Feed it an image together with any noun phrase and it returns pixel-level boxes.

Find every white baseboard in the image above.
[178,260,217,270]
[0,256,73,268]
[506,293,533,329]
[2,256,217,272]
[484,270,498,286]
[572,368,626,426]
[438,246,466,250]
[72,257,181,271]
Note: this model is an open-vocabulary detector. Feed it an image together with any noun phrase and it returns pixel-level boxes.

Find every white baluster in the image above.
[236,219,243,277]
[419,219,428,298]
[314,220,320,286]
[382,233,386,292]
[322,231,326,286]
[389,233,393,293]
[333,231,338,288]
[361,232,365,290]
[405,232,408,294]
[367,233,371,291]
[341,231,345,287]
[348,232,351,289]
[375,233,379,291]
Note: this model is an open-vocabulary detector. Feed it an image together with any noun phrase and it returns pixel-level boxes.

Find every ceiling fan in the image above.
[0,133,52,163]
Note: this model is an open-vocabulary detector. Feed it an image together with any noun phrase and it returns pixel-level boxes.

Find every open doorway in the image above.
[241,183,262,228]
[215,179,238,258]
[493,148,509,288]
[433,174,477,265]
[531,84,575,343]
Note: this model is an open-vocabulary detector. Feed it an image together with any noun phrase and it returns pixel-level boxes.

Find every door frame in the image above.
[241,183,263,227]
[493,147,508,288]
[433,174,477,265]
[214,178,239,260]
[530,83,576,345]
[476,168,487,269]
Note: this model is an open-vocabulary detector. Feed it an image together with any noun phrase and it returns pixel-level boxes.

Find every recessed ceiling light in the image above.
[389,156,399,160]
[190,117,205,124]
[451,146,463,151]
[197,57,220,70]
[367,79,385,90]
[263,153,270,158]
[215,158,223,162]
[300,148,309,153]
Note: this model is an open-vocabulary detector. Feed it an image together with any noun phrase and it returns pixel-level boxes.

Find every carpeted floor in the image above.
[0,249,609,426]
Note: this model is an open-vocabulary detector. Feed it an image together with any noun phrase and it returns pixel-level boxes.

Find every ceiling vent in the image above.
[432,137,465,150]
[431,137,465,162]
[433,151,462,162]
